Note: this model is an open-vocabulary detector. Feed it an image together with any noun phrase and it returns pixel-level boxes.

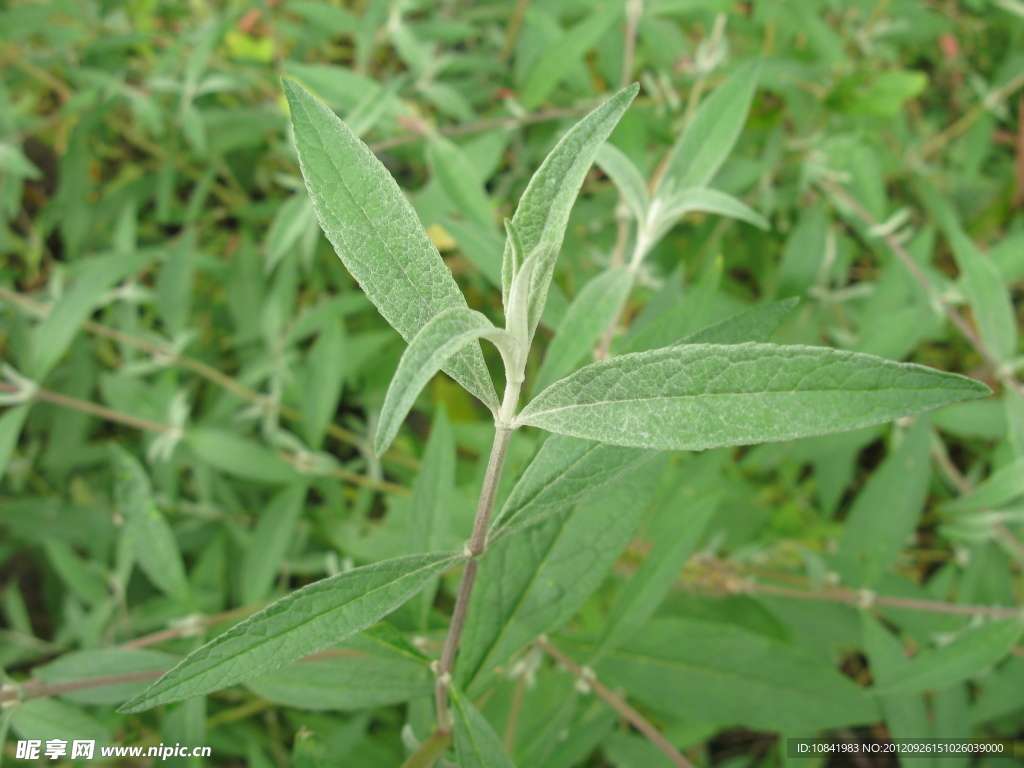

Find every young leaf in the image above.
[679,297,799,345]
[649,187,769,241]
[283,79,498,411]
[500,84,639,342]
[489,433,656,538]
[595,143,648,222]
[656,60,760,194]
[450,685,518,768]
[871,619,1024,696]
[459,457,666,694]
[118,552,463,712]
[534,267,633,393]
[113,446,190,603]
[375,308,502,457]
[516,343,991,451]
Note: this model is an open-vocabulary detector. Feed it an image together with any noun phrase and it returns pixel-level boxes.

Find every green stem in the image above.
[400,729,453,768]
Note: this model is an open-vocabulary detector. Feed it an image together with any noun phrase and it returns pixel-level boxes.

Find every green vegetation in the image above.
[2,2,1023,767]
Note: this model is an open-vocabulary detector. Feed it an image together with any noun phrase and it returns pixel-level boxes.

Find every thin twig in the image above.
[621,0,643,88]
[745,582,1021,619]
[824,183,1024,400]
[0,382,407,497]
[501,0,532,62]
[399,729,452,768]
[918,69,1024,161]
[537,637,695,768]
[435,427,513,730]
[0,381,175,436]
[0,287,419,470]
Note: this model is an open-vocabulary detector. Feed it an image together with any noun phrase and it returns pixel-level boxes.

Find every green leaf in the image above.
[590,492,718,661]
[861,614,932,742]
[451,685,518,768]
[427,136,495,231]
[490,433,656,538]
[246,630,432,711]
[283,79,498,411]
[657,60,760,194]
[679,297,799,345]
[943,455,1024,513]
[12,699,110,746]
[113,446,190,603]
[519,7,622,110]
[31,249,156,380]
[118,552,463,712]
[408,408,455,628]
[871,619,1024,696]
[375,308,501,457]
[596,143,648,222]
[776,202,828,299]
[621,255,722,353]
[837,418,931,587]
[0,404,30,479]
[516,343,991,451]
[500,84,639,343]
[947,224,1018,365]
[534,267,633,394]
[459,456,666,693]
[594,617,879,731]
[302,316,346,450]
[650,187,769,242]
[240,483,309,605]
[187,429,300,485]
[35,649,177,705]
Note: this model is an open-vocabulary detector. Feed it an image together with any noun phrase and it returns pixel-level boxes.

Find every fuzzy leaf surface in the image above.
[657,61,760,193]
[459,457,666,693]
[118,552,462,712]
[516,343,990,450]
[680,298,798,345]
[490,433,656,538]
[650,187,768,241]
[375,308,500,456]
[534,267,633,393]
[284,79,497,410]
[596,143,648,222]
[500,84,639,341]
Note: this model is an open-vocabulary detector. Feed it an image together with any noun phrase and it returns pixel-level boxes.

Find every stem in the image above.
[400,729,453,768]
[824,183,1024,401]
[537,637,695,768]
[434,426,513,731]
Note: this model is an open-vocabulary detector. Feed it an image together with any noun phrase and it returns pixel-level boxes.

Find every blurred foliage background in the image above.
[1,0,1024,766]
